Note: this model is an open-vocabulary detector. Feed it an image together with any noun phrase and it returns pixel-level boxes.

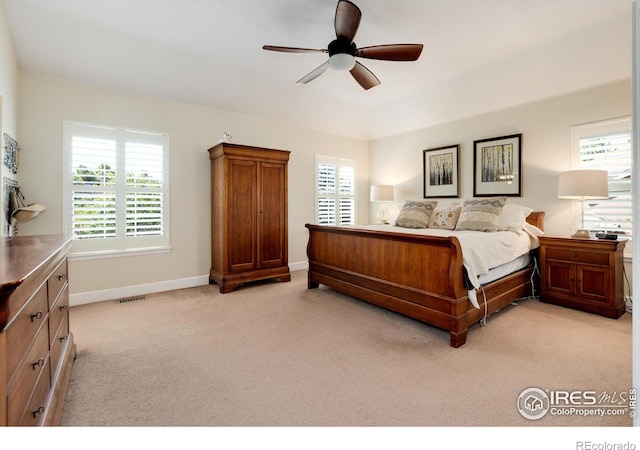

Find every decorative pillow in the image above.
[428,203,462,230]
[455,197,507,232]
[394,200,438,229]
[498,203,534,231]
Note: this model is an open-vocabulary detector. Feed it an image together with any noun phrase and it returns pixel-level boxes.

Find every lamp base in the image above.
[572,229,591,239]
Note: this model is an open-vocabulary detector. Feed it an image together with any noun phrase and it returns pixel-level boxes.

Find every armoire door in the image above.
[258,161,287,268]
[227,158,257,272]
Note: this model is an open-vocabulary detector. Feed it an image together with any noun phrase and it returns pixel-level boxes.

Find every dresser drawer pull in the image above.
[30,311,44,322]
[60,334,69,342]
[32,358,45,370]
[59,304,68,311]
[58,274,67,281]
[32,405,45,418]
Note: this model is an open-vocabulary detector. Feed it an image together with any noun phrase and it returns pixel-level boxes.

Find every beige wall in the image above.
[369,80,631,235]
[0,1,19,236]
[16,72,369,301]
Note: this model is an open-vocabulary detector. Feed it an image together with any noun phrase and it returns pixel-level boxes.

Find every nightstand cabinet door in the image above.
[539,236,625,319]
[576,265,609,302]
[543,260,574,296]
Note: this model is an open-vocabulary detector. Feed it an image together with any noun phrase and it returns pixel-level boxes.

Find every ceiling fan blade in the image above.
[334,0,361,42]
[296,61,330,84]
[263,45,327,54]
[349,61,380,90]
[356,44,424,61]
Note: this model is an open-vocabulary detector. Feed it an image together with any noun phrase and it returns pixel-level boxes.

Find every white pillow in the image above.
[498,203,533,231]
[523,222,544,237]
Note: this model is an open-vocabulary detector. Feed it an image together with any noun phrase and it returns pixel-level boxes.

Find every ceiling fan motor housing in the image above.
[328,39,357,57]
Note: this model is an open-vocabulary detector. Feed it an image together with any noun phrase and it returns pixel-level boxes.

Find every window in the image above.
[63,121,169,256]
[315,155,356,225]
[571,117,632,237]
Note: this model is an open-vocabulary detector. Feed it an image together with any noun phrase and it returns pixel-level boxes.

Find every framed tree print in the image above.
[423,144,460,198]
[473,133,522,196]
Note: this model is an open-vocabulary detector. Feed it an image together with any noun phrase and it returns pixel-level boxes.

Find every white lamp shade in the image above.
[370,185,394,202]
[557,170,609,200]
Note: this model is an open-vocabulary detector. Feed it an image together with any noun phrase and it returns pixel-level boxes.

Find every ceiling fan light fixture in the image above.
[329,53,356,71]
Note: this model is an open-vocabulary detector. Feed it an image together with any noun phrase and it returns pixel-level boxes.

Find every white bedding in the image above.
[346,224,541,309]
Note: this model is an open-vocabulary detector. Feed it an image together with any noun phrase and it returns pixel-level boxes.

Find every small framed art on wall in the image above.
[423,144,460,198]
[473,133,522,197]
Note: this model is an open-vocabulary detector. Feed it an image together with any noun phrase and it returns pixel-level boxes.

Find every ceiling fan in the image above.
[263,0,423,90]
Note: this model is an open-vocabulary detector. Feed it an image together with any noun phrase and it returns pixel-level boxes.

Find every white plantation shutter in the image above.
[572,117,632,238]
[63,122,169,255]
[315,155,355,225]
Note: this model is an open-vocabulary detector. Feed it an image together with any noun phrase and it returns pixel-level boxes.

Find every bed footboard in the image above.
[305,222,538,347]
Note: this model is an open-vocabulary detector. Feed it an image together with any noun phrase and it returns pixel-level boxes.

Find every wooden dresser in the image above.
[0,234,75,426]
[208,143,291,293]
[538,236,626,318]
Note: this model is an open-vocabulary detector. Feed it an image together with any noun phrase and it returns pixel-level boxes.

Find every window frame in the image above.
[570,116,632,240]
[62,121,170,257]
[314,155,356,226]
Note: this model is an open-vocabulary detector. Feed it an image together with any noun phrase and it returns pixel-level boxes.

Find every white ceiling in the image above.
[2,0,633,140]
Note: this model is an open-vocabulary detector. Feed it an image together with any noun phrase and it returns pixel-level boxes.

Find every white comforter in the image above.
[348,225,541,308]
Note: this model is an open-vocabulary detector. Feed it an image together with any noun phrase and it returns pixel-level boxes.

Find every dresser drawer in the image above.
[47,260,68,310]
[15,357,51,426]
[50,315,70,376]
[48,285,69,347]
[544,248,610,266]
[6,284,48,382]
[7,326,50,425]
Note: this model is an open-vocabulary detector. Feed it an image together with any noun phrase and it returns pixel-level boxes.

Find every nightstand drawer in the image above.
[544,248,609,266]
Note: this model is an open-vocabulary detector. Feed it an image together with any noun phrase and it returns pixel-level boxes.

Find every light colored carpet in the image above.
[59,270,632,427]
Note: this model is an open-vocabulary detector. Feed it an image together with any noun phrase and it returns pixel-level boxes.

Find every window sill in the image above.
[69,246,172,261]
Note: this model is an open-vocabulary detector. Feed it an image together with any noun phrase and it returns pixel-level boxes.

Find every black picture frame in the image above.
[473,133,522,197]
[423,144,460,198]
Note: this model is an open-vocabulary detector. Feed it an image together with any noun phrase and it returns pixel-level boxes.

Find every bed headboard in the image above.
[526,211,545,232]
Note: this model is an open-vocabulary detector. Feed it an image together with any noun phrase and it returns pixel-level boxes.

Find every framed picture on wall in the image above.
[423,144,460,198]
[473,134,522,197]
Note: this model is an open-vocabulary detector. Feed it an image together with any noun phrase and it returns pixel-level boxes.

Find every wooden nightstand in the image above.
[538,236,626,318]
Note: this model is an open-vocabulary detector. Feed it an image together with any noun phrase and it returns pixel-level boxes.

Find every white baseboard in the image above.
[69,261,310,307]
[69,275,209,306]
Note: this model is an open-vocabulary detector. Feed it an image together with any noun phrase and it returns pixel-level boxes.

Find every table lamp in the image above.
[557,169,609,238]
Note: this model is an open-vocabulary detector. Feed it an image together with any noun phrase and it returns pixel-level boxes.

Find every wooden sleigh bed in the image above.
[305,211,544,348]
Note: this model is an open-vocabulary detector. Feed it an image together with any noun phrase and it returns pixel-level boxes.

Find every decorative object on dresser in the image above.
[538,236,625,318]
[0,234,75,426]
[369,185,394,224]
[208,143,291,293]
[557,169,609,238]
[473,134,522,197]
[423,144,460,198]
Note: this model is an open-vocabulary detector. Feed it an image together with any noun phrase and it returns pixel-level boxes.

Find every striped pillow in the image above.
[455,197,507,232]
[394,201,438,229]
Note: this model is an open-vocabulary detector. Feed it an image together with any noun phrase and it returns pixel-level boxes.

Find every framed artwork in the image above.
[423,144,460,198]
[473,133,522,197]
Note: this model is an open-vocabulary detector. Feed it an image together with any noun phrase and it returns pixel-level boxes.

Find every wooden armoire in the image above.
[208,143,291,293]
